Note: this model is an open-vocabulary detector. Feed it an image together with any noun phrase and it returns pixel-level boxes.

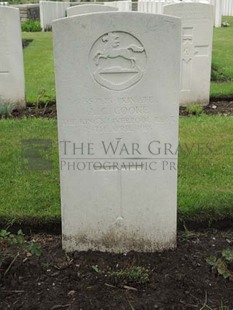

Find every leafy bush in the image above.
[21,20,42,32]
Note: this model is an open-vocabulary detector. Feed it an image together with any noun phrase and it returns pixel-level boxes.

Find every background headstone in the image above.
[53,12,181,253]
[104,1,132,12]
[164,3,214,106]
[40,1,70,31]
[0,6,25,111]
[222,0,233,16]
[137,0,221,27]
[67,4,118,17]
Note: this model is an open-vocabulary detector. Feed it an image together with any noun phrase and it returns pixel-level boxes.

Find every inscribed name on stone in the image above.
[53,12,181,252]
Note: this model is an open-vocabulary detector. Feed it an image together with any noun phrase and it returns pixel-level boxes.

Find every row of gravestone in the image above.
[39,0,222,30]
[39,1,130,31]
[2,3,215,253]
[0,2,214,113]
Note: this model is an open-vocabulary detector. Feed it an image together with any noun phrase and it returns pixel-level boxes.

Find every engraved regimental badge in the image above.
[89,32,147,91]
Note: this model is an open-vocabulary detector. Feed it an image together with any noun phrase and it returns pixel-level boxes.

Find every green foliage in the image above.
[21,20,42,32]
[9,229,25,247]
[91,264,149,285]
[27,242,41,257]
[0,102,15,118]
[35,89,53,116]
[222,21,230,28]
[185,103,204,116]
[207,249,233,280]
[108,266,149,285]
[179,225,199,241]
[0,229,10,238]
[92,265,101,273]
[222,249,233,262]
[0,228,41,271]
[219,301,230,310]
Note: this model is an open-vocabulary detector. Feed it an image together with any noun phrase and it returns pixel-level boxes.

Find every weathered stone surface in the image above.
[164,3,214,106]
[67,4,118,17]
[0,6,25,110]
[53,12,181,252]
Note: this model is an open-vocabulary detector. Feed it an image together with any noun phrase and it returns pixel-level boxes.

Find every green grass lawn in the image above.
[0,119,60,224]
[23,16,233,103]
[23,32,55,104]
[178,116,233,223]
[211,16,233,97]
[0,116,233,226]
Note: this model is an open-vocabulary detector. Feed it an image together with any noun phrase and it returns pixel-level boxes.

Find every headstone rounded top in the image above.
[53,11,181,27]
[67,4,118,17]
[163,2,214,20]
[0,5,19,13]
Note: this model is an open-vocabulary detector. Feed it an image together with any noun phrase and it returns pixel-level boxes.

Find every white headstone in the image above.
[213,0,222,28]
[222,0,233,16]
[104,1,132,12]
[67,4,118,17]
[138,1,164,15]
[40,1,70,31]
[0,7,25,110]
[53,12,181,253]
[164,3,214,106]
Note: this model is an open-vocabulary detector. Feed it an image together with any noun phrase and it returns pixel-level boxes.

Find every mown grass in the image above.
[22,16,233,103]
[212,17,233,78]
[23,32,55,104]
[178,115,233,224]
[3,21,233,225]
[0,119,60,223]
[0,116,232,225]
[211,16,233,97]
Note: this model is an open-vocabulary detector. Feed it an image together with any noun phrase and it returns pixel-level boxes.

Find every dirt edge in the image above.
[1,217,233,235]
